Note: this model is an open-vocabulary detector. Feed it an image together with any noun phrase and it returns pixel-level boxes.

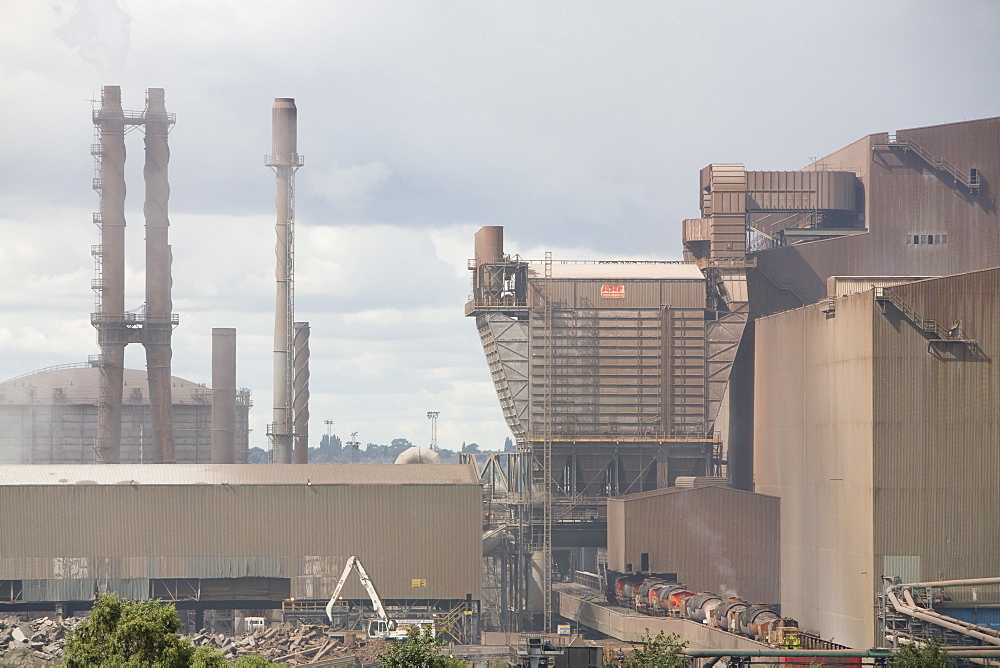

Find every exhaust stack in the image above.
[266,98,303,464]
[293,321,310,464]
[92,86,178,463]
[212,328,237,464]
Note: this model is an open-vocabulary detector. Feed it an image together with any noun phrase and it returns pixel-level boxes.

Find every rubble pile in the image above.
[0,616,385,666]
[189,622,382,665]
[0,615,80,664]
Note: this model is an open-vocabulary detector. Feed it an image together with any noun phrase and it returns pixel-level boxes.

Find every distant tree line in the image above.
[246,434,515,464]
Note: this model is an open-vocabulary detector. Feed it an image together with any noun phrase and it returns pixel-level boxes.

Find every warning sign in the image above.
[601,283,625,299]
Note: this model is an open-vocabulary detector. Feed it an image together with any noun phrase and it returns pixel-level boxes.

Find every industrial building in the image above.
[0,463,482,639]
[755,267,1000,649]
[607,485,779,604]
[473,117,1000,648]
[0,364,251,464]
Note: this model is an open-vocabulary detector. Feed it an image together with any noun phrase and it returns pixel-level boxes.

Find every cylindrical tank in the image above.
[714,598,749,633]
[636,579,667,611]
[738,605,781,638]
[655,584,694,615]
[683,592,723,624]
[474,226,504,266]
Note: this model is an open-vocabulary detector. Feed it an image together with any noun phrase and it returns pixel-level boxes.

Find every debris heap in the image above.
[0,617,387,666]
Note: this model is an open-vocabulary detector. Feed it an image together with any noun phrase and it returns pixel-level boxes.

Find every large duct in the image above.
[293,321,310,464]
[266,98,301,464]
[94,85,127,464]
[142,88,175,463]
[211,328,237,464]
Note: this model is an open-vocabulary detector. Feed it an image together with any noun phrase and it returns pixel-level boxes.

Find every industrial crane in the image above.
[324,556,434,640]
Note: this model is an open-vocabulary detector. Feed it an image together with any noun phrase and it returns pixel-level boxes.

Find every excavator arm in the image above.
[325,556,389,622]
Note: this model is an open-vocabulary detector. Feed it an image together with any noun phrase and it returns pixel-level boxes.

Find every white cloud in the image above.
[1,0,997,454]
[305,160,391,213]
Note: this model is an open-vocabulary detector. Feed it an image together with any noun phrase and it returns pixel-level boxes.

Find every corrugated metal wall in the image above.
[746,171,858,211]
[754,119,1000,309]
[754,292,876,649]
[873,269,1000,584]
[0,403,230,465]
[521,278,707,441]
[605,486,779,603]
[0,480,482,601]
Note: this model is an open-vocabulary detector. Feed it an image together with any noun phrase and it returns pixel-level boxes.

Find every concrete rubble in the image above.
[0,616,386,666]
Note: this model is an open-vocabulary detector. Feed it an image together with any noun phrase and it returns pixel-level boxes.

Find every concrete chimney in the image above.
[266,98,302,464]
[211,328,237,464]
[94,85,127,463]
[142,87,175,463]
[293,321,310,464]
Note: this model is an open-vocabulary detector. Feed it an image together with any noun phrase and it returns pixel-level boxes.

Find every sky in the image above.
[0,0,997,454]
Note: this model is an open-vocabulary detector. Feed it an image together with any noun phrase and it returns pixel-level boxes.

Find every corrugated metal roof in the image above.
[0,366,210,406]
[612,484,778,502]
[0,463,480,486]
[527,263,704,280]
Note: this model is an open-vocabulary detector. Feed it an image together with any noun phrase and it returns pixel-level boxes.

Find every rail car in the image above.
[609,573,801,648]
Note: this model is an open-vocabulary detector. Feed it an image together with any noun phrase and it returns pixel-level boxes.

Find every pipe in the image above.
[211,328,237,464]
[292,321,310,464]
[268,98,299,464]
[885,587,1000,646]
[681,648,1000,658]
[94,85,127,464]
[142,87,175,463]
[906,577,1000,589]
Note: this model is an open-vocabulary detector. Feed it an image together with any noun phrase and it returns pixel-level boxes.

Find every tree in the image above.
[61,593,215,667]
[889,640,956,668]
[377,626,468,668]
[233,657,275,667]
[617,630,689,668]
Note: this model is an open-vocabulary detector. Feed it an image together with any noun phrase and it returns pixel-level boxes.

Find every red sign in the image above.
[601,283,625,299]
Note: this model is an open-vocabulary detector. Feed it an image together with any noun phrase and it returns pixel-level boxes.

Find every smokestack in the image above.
[266,98,302,464]
[212,328,237,464]
[94,85,127,464]
[293,322,310,464]
[142,87,176,463]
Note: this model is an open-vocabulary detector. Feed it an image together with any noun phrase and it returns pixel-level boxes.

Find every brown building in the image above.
[607,485,779,604]
[754,268,1000,648]
[0,463,483,628]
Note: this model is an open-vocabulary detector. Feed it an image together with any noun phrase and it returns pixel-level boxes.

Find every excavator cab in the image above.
[366,618,397,639]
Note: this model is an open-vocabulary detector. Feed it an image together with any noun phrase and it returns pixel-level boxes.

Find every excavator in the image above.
[324,556,434,641]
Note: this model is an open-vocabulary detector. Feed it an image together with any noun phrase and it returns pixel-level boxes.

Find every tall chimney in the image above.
[142,88,176,463]
[293,321,310,464]
[94,85,127,464]
[212,328,237,464]
[266,98,302,464]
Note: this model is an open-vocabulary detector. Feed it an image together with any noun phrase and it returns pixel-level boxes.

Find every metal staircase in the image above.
[878,133,980,194]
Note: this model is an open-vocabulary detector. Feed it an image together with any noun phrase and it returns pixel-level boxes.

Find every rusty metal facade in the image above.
[606,485,779,604]
[0,464,482,603]
[91,86,179,464]
[754,268,1000,649]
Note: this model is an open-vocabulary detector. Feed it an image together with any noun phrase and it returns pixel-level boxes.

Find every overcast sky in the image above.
[1,0,997,453]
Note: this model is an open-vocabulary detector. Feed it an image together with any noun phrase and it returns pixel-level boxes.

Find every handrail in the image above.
[883,134,978,193]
